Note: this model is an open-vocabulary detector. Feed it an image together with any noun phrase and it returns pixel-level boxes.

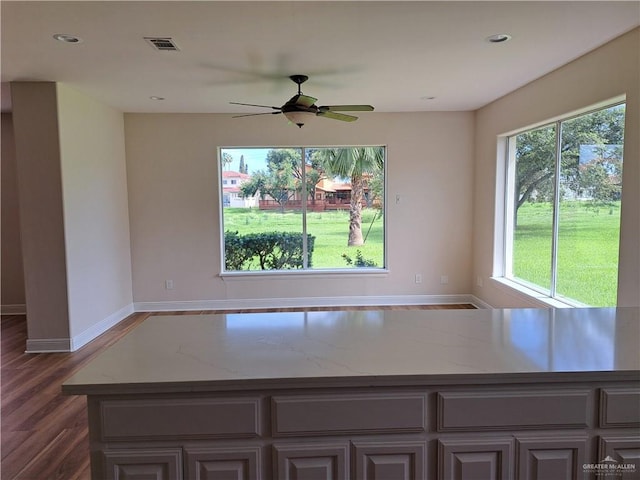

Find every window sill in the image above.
[490,277,586,308]
[220,268,390,280]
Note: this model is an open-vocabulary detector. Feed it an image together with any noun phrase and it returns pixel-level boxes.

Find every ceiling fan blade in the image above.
[318,105,374,112]
[288,94,317,108]
[317,111,358,122]
[232,112,283,118]
[230,102,281,110]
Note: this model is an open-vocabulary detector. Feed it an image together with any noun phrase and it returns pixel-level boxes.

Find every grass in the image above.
[224,201,621,306]
[223,207,384,269]
[513,201,621,306]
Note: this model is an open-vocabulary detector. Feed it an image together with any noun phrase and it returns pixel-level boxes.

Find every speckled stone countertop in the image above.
[62,307,640,395]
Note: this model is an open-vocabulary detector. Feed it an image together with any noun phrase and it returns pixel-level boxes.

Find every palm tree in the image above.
[221,152,233,171]
[315,147,384,246]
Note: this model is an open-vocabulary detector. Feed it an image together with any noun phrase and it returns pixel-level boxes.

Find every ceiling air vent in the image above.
[144,37,180,51]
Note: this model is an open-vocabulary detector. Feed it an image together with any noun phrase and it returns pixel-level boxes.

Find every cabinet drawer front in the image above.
[103,448,182,480]
[517,436,587,480]
[437,390,591,431]
[184,446,262,480]
[100,397,261,441]
[272,394,426,436]
[438,438,514,480]
[274,443,349,480]
[353,440,426,480]
[600,388,640,427]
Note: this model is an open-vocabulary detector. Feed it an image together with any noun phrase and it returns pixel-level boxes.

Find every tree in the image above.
[314,147,384,246]
[240,148,327,212]
[238,155,246,174]
[265,149,303,179]
[514,125,556,212]
[221,152,233,171]
[240,169,296,212]
[514,104,625,215]
[578,153,623,206]
[240,149,300,212]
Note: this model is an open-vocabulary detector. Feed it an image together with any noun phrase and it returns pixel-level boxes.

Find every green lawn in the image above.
[223,208,384,269]
[225,202,620,305]
[513,201,621,306]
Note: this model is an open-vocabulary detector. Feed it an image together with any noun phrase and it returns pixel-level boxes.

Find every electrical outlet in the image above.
[476,275,483,287]
[440,275,449,285]
[415,274,422,284]
[165,279,174,290]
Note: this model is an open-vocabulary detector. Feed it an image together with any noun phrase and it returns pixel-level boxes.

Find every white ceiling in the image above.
[1,1,638,113]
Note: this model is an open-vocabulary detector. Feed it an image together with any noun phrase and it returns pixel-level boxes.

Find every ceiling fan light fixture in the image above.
[283,110,314,128]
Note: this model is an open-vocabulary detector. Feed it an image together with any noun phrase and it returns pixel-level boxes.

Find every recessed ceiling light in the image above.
[486,33,512,44]
[149,96,165,101]
[53,33,82,44]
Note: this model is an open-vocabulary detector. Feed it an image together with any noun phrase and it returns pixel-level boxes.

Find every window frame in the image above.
[218,145,389,277]
[497,99,626,307]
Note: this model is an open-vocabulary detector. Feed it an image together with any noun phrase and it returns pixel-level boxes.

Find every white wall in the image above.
[124,112,475,307]
[57,84,134,342]
[473,28,639,308]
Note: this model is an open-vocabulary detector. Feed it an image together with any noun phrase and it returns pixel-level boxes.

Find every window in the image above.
[219,147,386,272]
[503,103,625,306]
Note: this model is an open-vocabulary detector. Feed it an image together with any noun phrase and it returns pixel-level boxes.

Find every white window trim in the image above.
[493,97,626,307]
[218,145,388,274]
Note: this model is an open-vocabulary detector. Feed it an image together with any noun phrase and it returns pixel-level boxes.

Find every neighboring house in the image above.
[258,176,375,211]
[312,177,370,210]
[222,171,258,208]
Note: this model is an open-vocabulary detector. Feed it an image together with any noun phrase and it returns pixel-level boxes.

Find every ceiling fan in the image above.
[230,75,374,128]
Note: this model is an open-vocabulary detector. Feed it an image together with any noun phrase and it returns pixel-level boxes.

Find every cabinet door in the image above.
[103,448,182,480]
[353,440,426,480]
[599,436,640,480]
[517,436,587,480]
[274,442,349,480]
[438,438,513,480]
[184,446,261,480]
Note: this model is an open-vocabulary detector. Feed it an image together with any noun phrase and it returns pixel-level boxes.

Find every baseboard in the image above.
[71,303,135,351]
[1,303,27,315]
[25,338,72,353]
[468,295,493,309]
[134,294,486,312]
[25,303,135,353]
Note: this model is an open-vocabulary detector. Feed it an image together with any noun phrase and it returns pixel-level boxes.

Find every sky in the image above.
[220,148,271,174]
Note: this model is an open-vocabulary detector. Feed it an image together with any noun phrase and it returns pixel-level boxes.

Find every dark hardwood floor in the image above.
[1,312,151,480]
[1,304,474,479]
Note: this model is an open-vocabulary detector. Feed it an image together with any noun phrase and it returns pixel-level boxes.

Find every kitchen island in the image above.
[63,307,640,480]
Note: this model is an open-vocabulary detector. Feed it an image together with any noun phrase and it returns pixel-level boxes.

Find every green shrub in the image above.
[224,231,315,270]
[342,249,378,267]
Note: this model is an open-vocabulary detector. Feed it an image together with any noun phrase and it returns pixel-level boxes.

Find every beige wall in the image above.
[10,81,133,350]
[1,113,26,309]
[473,28,640,307]
[125,112,475,305]
[56,84,133,339]
[11,82,71,343]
